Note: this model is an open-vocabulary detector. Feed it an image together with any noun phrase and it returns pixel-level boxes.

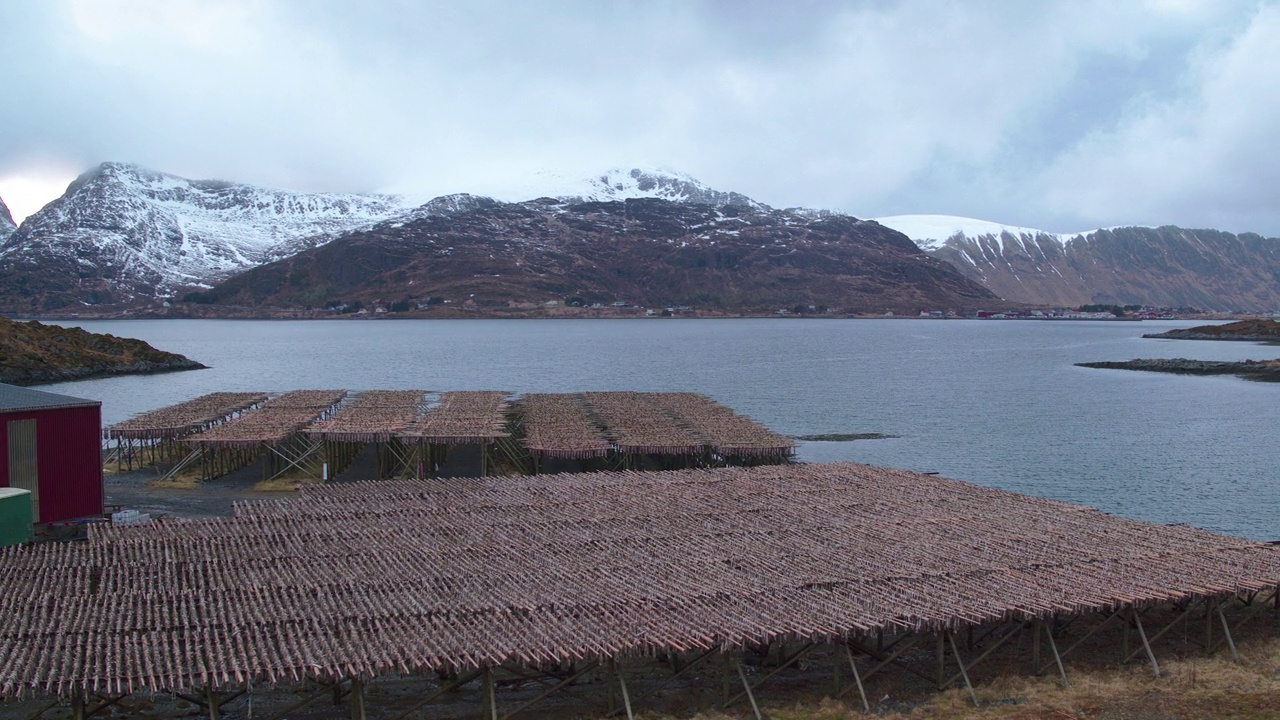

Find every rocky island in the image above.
[0,317,206,385]
[1143,318,1280,342]
[1076,357,1280,382]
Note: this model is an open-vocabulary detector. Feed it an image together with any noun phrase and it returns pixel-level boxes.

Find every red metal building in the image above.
[0,383,103,524]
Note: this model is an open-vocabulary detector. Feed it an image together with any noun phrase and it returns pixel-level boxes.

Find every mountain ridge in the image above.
[5,163,1279,314]
[198,195,999,314]
[877,214,1280,311]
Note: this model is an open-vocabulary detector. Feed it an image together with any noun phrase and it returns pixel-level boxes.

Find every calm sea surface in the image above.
[43,318,1280,540]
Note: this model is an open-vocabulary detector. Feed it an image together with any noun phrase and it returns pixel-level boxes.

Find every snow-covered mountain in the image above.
[0,163,426,308]
[0,196,15,239]
[490,168,771,211]
[0,164,801,312]
[875,214,1280,311]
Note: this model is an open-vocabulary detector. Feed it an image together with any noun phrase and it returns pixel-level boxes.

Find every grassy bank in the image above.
[653,634,1280,720]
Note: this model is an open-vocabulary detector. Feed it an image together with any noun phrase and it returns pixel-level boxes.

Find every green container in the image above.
[0,487,33,546]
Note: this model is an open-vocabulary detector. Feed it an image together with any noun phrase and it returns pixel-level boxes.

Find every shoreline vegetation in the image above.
[3,305,1257,322]
[0,317,206,386]
[1076,357,1280,382]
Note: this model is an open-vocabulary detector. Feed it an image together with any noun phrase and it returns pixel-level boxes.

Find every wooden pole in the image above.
[350,678,366,720]
[616,660,635,720]
[844,645,870,714]
[607,658,617,714]
[1045,620,1070,688]
[1132,608,1161,678]
[1032,619,1042,673]
[484,666,498,720]
[936,632,946,689]
[946,630,978,707]
[722,652,731,704]
[1217,604,1242,663]
[1205,598,1215,651]
[734,659,764,720]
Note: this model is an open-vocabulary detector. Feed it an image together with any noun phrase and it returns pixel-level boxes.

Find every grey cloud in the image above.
[0,0,1275,235]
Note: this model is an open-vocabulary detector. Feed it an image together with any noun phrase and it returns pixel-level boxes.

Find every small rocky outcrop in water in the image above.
[1076,357,1280,382]
[0,317,206,385]
[1143,318,1280,342]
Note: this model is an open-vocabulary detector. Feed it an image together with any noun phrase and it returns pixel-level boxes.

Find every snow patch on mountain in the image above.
[376,193,503,229]
[486,168,771,211]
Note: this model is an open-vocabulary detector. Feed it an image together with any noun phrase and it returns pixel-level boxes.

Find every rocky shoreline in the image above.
[0,317,206,386]
[3,358,208,386]
[1076,357,1280,382]
[1144,318,1280,342]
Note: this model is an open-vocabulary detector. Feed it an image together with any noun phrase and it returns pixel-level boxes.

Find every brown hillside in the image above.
[201,198,1000,314]
[0,317,205,385]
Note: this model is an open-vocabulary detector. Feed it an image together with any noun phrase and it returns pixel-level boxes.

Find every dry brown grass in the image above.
[252,474,324,492]
[630,635,1280,720]
[146,473,200,490]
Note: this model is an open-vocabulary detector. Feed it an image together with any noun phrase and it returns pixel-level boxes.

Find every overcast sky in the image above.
[2,0,1278,235]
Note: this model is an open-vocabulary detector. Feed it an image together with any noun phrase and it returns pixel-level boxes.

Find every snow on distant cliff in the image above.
[0,196,15,239]
[0,163,425,303]
[874,214,1079,252]
[489,168,772,210]
[874,213,1278,310]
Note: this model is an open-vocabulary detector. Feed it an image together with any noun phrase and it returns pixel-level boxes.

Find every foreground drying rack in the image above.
[2,462,1277,717]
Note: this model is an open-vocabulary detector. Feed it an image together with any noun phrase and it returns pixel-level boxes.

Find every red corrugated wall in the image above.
[0,405,104,523]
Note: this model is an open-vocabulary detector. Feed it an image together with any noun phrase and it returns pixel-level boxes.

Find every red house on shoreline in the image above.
[0,383,104,524]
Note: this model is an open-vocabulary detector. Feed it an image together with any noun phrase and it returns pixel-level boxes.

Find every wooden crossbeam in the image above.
[723,643,816,709]
[156,447,203,483]
[844,644,870,714]
[1122,600,1200,662]
[1037,609,1123,674]
[1044,621,1069,688]
[946,630,978,706]
[1132,608,1161,678]
[387,667,485,720]
[1217,604,1242,663]
[500,660,599,720]
[604,645,721,716]
[945,623,1020,687]
[263,679,348,720]
[734,659,765,720]
[844,634,929,687]
[266,438,325,480]
[1212,587,1279,654]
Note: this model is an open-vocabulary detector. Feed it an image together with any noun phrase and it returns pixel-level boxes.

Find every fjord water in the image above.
[46,318,1279,540]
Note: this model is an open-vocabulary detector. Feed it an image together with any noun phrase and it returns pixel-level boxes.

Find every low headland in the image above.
[1076,357,1280,382]
[0,316,206,385]
[1143,317,1280,342]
